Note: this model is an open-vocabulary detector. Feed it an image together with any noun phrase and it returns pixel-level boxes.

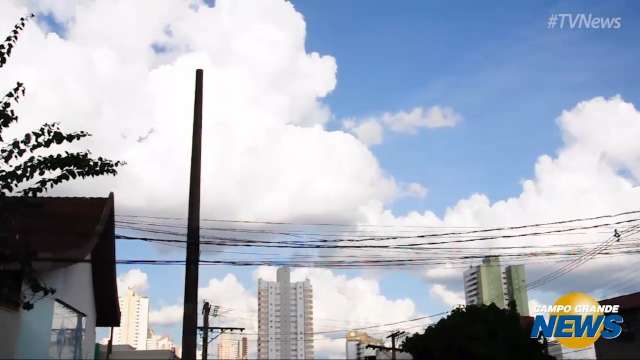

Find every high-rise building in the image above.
[504,264,529,315]
[463,256,529,315]
[345,331,383,360]
[241,337,248,360]
[216,334,248,360]
[113,288,150,350]
[464,256,505,308]
[258,267,314,359]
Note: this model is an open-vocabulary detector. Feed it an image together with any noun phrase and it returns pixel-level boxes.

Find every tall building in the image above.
[216,334,248,360]
[241,337,248,360]
[345,331,384,360]
[504,264,529,315]
[463,256,529,315]
[113,288,150,350]
[258,267,314,359]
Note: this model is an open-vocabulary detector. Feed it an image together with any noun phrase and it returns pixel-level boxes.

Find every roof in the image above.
[599,291,640,312]
[0,194,120,327]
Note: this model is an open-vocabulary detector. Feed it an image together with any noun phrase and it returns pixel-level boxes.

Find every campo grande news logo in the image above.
[530,292,623,349]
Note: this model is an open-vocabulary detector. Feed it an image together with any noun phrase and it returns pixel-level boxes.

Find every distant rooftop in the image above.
[600,291,640,311]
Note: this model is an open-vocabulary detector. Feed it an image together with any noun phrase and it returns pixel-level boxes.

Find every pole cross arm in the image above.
[366,344,393,351]
[198,326,246,332]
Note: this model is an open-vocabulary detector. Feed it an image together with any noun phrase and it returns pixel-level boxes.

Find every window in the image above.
[49,300,86,359]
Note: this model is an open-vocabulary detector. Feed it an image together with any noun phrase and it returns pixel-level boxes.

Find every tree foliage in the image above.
[401,304,554,360]
[0,15,124,197]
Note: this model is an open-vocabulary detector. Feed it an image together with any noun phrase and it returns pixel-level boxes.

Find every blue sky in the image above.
[24,0,640,357]
[119,0,637,348]
[297,0,640,215]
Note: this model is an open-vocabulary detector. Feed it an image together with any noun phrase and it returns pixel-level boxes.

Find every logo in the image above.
[547,14,622,30]
[530,292,623,349]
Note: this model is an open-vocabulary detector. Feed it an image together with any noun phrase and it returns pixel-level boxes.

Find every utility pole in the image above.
[365,330,406,360]
[388,330,406,360]
[202,302,211,360]
[182,68,204,360]
[199,320,244,359]
[200,302,238,359]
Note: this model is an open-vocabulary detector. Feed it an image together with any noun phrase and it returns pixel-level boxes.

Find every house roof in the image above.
[599,291,640,312]
[0,194,120,327]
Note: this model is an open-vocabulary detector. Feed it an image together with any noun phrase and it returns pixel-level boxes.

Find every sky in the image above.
[2,0,640,358]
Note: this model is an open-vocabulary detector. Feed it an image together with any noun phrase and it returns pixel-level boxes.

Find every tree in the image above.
[0,15,124,197]
[401,304,554,360]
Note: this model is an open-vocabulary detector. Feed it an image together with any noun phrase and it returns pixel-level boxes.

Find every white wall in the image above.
[0,261,97,359]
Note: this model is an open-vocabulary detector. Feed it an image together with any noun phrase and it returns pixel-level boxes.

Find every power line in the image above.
[115,217,640,248]
[526,225,640,290]
[115,209,640,230]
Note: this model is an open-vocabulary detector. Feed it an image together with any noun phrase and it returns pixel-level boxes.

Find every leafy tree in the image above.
[0,15,124,197]
[401,304,554,360]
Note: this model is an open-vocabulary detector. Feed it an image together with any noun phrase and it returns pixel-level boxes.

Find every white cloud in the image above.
[198,274,258,331]
[149,304,183,326]
[430,284,464,307]
[1,0,399,224]
[382,106,461,134]
[117,268,149,294]
[343,118,383,146]
[342,105,461,146]
[358,95,640,294]
[424,266,459,281]
[403,182,428,198]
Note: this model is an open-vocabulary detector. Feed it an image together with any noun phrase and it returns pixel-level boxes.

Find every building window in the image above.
[49,300,86,359]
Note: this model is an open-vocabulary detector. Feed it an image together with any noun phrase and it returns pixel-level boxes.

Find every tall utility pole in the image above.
[387,330,406,360]
[182,68,204,360]
[199,301,244,360]
[202,302,211,360]
[366,330,406,360]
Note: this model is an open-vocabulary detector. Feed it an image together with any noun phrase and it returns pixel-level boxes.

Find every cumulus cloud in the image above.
[383,106,461,133]
[430,284,464,307]
[117,268,149,294]
[358,95,640,295]
[149,304,183,326]
[343,118,383,146]
[403,182,428,198]
[1,0,398,223]
[342,105,461,146]
[424,265,459,281]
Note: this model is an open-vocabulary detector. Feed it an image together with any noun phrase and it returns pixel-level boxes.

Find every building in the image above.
[113,288,150,350]
[258,267,314,359]
[504,264,529,315]
[242,336,248,359]
[146,329,177,352]
[0,195,120,359]
[95,344,180,360]
[595,291,640,359]
[346,331,384,360]
[216,333,248,359]
[463,256,529,315]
